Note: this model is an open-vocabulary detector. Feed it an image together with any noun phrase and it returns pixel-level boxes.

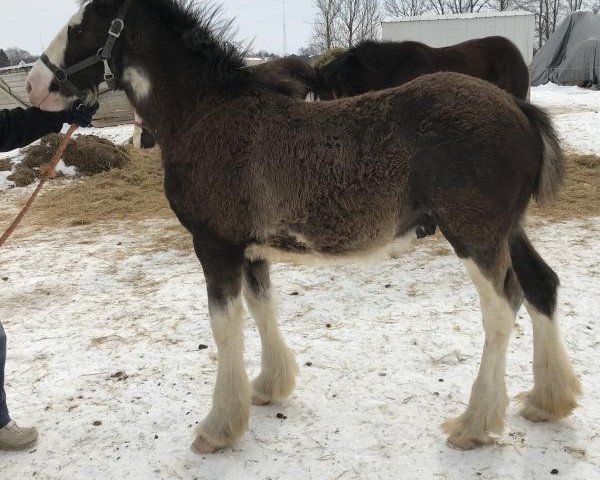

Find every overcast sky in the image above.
[0,0,314,56]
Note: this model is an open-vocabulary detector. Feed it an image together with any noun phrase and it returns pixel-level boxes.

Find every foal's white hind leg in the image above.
[243,260,298,406]
[443,258,515,450]
[517,302,581,422]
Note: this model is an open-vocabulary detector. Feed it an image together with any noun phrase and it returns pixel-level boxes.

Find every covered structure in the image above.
[531,11,600,86]
[382,11,535,64]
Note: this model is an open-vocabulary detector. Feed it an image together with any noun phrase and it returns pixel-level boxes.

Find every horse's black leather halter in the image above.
[40,0,135,101]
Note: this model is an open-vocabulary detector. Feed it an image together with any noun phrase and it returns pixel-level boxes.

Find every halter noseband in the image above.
[41,0,135,101]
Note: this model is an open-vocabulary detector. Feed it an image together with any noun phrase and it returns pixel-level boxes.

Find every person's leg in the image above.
[0,321,39,450]
[0,321,11,428]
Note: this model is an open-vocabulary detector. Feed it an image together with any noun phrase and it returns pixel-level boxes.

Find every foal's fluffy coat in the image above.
[28,0,580,454]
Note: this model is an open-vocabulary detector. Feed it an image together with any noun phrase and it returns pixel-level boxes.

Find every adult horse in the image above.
[27,0,579,454]
[317,37,530,100]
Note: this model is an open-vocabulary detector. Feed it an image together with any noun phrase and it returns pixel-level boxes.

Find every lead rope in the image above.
[0,123,79,248]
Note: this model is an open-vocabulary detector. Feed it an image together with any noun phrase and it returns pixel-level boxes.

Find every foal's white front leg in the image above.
[193,298,251,454]
[192,236,250,454]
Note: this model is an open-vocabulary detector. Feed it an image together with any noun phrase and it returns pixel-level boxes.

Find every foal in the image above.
[27,0,580,453]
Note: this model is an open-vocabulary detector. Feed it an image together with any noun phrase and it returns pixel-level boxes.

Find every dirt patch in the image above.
[532,152,600,220]
[0,159,12,171]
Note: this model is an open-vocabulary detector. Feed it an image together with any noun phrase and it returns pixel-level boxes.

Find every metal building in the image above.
[382,11,536,65]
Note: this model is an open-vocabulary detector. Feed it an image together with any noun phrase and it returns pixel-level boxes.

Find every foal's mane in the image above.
[141,0,246,68]
[84,0,252,87]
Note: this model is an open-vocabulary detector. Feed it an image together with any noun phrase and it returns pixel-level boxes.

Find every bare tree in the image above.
[444,0,491,12]
[338,0,364,47]
[384,0,430,16]
[312,0,343,50]
[428,0,448,13]
[494,0,513,9]
[565,0,585,10]
[358,0,382,40]
[337,0,382,47]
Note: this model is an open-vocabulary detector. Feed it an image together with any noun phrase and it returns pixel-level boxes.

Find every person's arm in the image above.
[0,107,65,152]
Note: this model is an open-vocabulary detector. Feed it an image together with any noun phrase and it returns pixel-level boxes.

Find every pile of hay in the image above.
[532,152,600,220]
[31,147,170,227]
[8,133,131,187]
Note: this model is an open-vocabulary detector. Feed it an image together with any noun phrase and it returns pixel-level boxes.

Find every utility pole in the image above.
[282,0,288,56]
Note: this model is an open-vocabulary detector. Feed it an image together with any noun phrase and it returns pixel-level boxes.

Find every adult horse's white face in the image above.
[26,6,88,111]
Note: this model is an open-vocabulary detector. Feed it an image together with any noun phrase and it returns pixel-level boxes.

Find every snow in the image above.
[54,159,77,177]
[530,84,600,155]
[0,218,598,479]
[0,171,14,190]
[0,85,599,479]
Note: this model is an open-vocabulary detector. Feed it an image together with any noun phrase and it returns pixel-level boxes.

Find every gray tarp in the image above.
[531,11,600,86]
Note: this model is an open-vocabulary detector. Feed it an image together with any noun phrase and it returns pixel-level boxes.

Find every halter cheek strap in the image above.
[41,0,135,101]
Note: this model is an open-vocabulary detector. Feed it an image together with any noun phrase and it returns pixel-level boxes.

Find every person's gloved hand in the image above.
[64,101,99,127]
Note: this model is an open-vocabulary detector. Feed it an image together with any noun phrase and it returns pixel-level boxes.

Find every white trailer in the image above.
[382,11,536,65]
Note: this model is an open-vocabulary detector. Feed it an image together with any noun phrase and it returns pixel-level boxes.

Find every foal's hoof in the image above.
[251,392,270,406]
[517,393,554,422]
[446,432,494,450]
[442,418,495,450]
[191,435,219,455]
[517,381,580,423]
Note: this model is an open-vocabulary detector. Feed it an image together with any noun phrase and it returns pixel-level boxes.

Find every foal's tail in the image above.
[515,98,565,206]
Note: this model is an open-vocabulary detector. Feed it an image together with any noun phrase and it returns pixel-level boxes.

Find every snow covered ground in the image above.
[0,218,598,480]
[530,84,600,155]
[0,85,599,479]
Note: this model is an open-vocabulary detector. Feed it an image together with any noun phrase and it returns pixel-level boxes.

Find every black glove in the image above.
[64,101,99,127]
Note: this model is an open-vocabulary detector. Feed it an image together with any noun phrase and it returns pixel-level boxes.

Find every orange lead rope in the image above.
[0,123,79,248]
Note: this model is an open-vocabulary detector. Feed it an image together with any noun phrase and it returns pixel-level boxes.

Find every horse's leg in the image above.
[191,234,250,454]
[132,111,143,149]
[243,260,298,406]
[510,229,581,421]
[442,244,518,449]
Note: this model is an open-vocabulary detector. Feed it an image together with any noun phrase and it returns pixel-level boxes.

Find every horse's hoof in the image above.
[446,434,493,450]
[251,392,270,406]
[442,418,495,450]
[517,392,553,422]
[191,435,219,455]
